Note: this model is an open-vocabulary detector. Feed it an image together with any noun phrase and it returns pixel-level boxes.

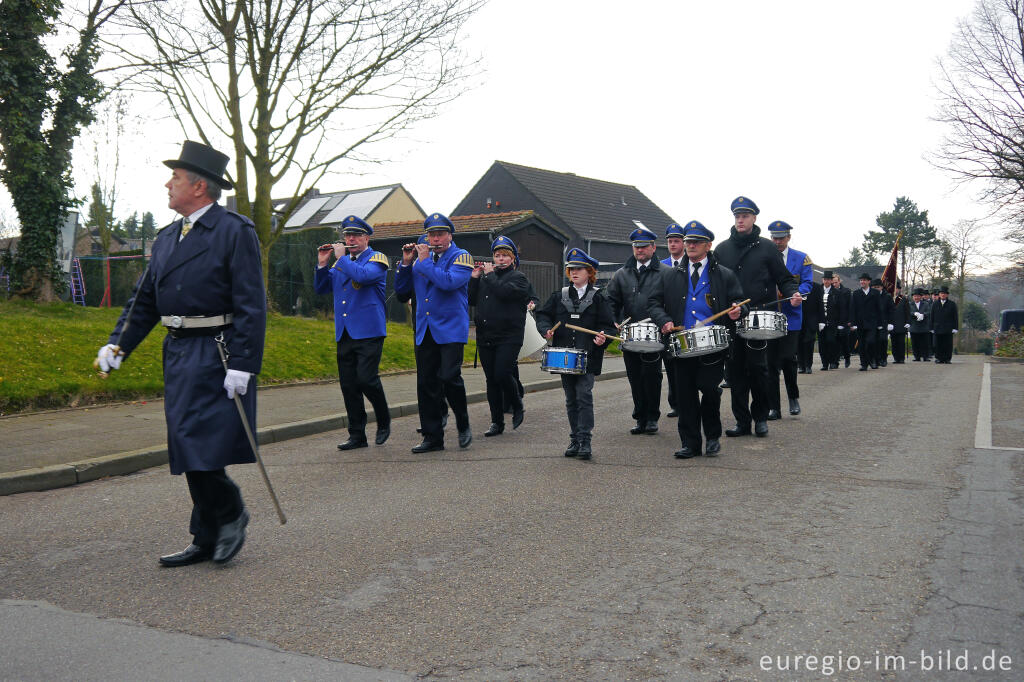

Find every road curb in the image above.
[0,370,625,496]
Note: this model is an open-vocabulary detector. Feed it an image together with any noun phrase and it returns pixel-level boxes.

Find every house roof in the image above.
[274,184,424,232]
[370,210,560,240]
[492,161,676,243]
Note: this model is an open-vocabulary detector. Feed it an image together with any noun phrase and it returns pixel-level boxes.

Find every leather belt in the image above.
[161,314,234,329]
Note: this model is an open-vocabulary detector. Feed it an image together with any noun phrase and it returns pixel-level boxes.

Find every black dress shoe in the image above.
[871,363,878,369]
[576,441,592,460]
[484,423,504,437]
[159,543,212,567]
[674,446,697,459]
[512,407,524,429]
[411,439,444,453]
[667,409,679,418]
[338,436,368,451]
[820,365,828,371]
[725,425,751,437]
[880,361,887,367]
[720,381,730,389]
[805,367,812,374]
[831,362,840,369]
[797,367,806,374]
[375,424,390,445]
[766,409,781,421]
[844,358,850,368]
[644,421,659,434]
[441,413,449,429]
[754,421,768,437]
[789,398,801,415]
[859,366,868,371]
[705,439,721,457]
[630,423,645,435]
[458,427,472,449]
[213,509,249,564]
[564,440,580,457]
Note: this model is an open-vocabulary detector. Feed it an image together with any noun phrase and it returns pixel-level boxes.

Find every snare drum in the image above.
[541,347,587,374]
[620,321,665,353]
[736,311,787,340]
[670,325,730,359]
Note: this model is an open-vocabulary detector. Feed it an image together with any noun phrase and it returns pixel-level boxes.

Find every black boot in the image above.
[564,440,580,457]
[576,440,592,460]
[484,423,504,437]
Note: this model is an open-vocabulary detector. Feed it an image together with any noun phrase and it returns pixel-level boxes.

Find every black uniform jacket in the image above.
[878,290,895,325]
[819,285,846,326]
[802,281,824,327]
[712,225,798,306]
[109,203,267,474]
[605,257,664,323]
[468,266,532,346]
[647,254,747,344]
[891,295,911,329]
[850,287,882,329]
[534,284,615,375]
[908,299,931,333]
[930,298,959,333]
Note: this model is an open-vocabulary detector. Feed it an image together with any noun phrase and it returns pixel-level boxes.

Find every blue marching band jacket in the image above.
[779,248,814,331]
[394,243,475,345]
[314,248,390,340]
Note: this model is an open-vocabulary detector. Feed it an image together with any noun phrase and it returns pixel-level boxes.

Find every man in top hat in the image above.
[817,270,844,370]
[871,278,894,367]
[849,273,882,370]
[314,215,392,450]
[395,213,475,451]
[766,220,813,418]
[649,221,746,458]
[930,286,959,363]
[607,225,666,435]
[660,222,688,418]
[832,272,853,368]
[94,141,266,567]
[888,280,911,364]
[713,197,800,438]
[908,287,932,361]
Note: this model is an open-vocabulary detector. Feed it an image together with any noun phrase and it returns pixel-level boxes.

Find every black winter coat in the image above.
[647,255,747,337]
[850,287,882,329]
[712,225,798,306]
[605,257,664,323]
[534,285,615,375]
[468,266,532,346]
[930,298,959,333]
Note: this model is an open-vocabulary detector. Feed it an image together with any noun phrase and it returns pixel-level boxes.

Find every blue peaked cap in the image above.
[340,215,373,235]
[768,220,793,236]
[629,226,658,244]
[565,248,598,269]
[682,220,715,242]
[730,196,759,215]
[665,223,686,237]
[424,212,455,233]
[416,233,429,245]
[491,235,520,267]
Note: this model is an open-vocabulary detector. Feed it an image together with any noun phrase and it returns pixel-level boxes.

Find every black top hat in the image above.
[822,270,834,279]
[164,141,233,190]
[939,285,950,294]
[858,272,872,281]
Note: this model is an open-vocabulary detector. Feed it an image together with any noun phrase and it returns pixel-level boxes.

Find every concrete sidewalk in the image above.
[0,356,626,495]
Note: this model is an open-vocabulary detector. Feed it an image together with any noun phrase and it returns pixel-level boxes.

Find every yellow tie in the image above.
[181,219,192,238]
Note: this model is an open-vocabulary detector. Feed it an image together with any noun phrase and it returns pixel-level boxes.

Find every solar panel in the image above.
[320,188,393,224]
[284,196,330,228]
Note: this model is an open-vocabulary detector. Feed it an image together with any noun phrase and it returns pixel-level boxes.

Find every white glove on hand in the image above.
[877,326,883,330]
[818,322,825,331]
[850,325,856,331]
[953,329,958,334]
[914,312,924,321]
[224,369,252,399]
[904,323,910,329]
[839,325,846,330]
[96,344,124,372]
[887,324,894,331]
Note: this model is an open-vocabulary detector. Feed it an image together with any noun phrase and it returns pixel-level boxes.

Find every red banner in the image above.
[881,231,901,299]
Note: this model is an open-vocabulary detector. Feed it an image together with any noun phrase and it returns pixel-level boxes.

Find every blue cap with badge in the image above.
[730,196,759,215]
[416,233,429,245]
[665,223,685,237]
[681,220,715,242]
[491,235,519,267]
[340,215,373,235]
[629,226,657,245]
[423,213,455,233]
[566,247,599,269]
[768,220,793,237]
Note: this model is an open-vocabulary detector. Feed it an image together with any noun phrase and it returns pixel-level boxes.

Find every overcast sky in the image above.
[6,0,998,268]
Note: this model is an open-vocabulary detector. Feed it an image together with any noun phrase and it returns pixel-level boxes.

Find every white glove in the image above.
[914,312,924,321]
[904,324,910,329]
[953,329,958,334]
[850,325,856,331]
[224,369,252,399]
[887,324,893,331]
[839,325,846,330]
[818,322,825,331]
[877,326,883,330]
[96,344,124,372]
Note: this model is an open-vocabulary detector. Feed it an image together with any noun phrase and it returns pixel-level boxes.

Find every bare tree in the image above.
[943,219,992,327]
[107,0,483,290]
[933,0,1024,278]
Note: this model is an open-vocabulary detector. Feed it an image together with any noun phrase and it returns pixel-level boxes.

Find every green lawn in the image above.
[0,300,475,414]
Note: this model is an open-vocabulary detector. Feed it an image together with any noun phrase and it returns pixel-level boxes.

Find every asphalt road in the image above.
[1,355,1021,680]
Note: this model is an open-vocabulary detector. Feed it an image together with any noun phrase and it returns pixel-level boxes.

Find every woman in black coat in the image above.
[468,236,533,436]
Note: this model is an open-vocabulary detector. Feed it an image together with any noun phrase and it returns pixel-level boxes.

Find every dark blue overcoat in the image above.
[110,203,267,474]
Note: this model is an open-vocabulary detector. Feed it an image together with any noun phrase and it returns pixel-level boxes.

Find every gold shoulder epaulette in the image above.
[803,254,813,266]
[453,252,474,268]
[370,252,389,267]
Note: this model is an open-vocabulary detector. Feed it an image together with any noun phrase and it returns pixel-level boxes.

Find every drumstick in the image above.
[564,323,624,342]
[546,321,562,345]
[671,298,751,331]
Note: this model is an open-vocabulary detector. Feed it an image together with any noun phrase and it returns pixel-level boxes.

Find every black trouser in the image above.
[727,337,770,426]
[839,328,852,361]
[561,373,595,444]
[768,330,800,411]
[910,332,930,360]
[415,329,469,442]
[934,333,954,362]
[857,327,877,368]
[818,325,838,367]
[185,469,244,549]
[623,350,663,424]
[478,341,522,425]
[672,353,725,450]
[798,324,817,370]
[890,330,907,362]
[874,328,889,366]
[663,352,677,411]
[337,332,390,438]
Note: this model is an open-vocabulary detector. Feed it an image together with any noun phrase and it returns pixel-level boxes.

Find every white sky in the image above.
[5,0,1001,268]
